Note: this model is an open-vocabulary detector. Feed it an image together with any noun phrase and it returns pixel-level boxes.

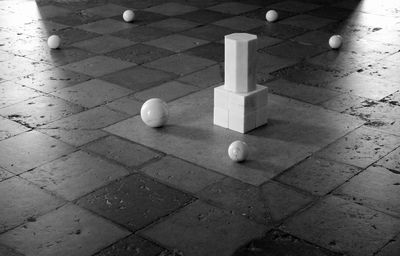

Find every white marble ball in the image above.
[47,35,60,49]
[329,35,343,49]
[266,10,278,22]
[140,98,169,128]
[123,10,135,22]
[228,141,249,162]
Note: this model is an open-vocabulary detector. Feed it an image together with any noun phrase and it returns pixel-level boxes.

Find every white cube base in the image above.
[213,84,268,133]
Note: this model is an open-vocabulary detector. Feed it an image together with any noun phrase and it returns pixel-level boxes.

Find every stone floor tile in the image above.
[0,204,130,256]
[105,43,173,65]
[361,60,400,84]
[182,24,235,42]
[38,128,107,147]
[0,116,30,141]
[144,54,216,76]
[184,42,224,62]
[62,56,135,77]
[178,63,223,88]
[249,23,307,40]
[0,243,24,256]
[321,93,368,113]
[71,35,135,54]
[83,135,161,168]
[279,15,335,30]
[48,12,103,26]
[147,18,200,32]
[41,106,128,130]
[199,178,313,224]
[316,126,400,168]
[256,53,297,74]
[0,95,84,128]
[93,234,164,256]
[145,34,209,53]
[326,72,399,101]
[0,176,64,233]
[105,96,142,116]
[208,2,260,15]
[308,50,368,72]
[16,68,91,93]
[19,20,68,40]
[105,88,362,185]
[266,79,341,105]
[213,16,264,31]
[281,196,400,256]
[177,9,231,24]
[77,174,193,231]
[21,150,129,201]
[112,26,171,43]
[110,10,168,26]
[308,6,353,20]
[267,0,321,13]
[342,40,399,64]
[277,157,361,196]
[376,233,400,256]
[35,4,72,19]
[57,27,101,46]
[85,3,127,18]
[254,35,283,49]
[0,131,75,174]
[101,66,177,92]
[77,19,136,34]
[134,80,199,102]
[376,147,400,172]
[233,229,341,256]
[242,7,296,22]
[141,155,224,194]
[261,40,326,60]
[51,79,132,108]
[139,200,268,256]
[146,2,198,16]
[292,30,334,49]
[0,56,52,80]
[27,47,95,67]
[0,167,13,181]
[333,165,400,217]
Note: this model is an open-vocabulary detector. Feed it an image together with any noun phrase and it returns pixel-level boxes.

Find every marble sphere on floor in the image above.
[140,98,169,128]
[228,141,249,162]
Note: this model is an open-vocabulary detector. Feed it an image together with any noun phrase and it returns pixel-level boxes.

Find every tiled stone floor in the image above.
[0,0,399,255]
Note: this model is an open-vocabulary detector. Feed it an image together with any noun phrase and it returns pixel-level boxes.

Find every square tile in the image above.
[72,35,135,54]
[16,68,91,93]
[334,165,400,217]
[145,3,198,16]
[36,5,71,19]
[177,9,231,24]
[279,14,335,30]
[57,28,101,46]
[316,126,400,168]
[77,174,193,231]
[182,24,235,41]
[321,93,368,113]
[0,116,30,141]
[105,96,142,116]
[184,42,224,62]
[262,40,326,60]
[141,155,224,194]
[93,234,164,256]
[112,25,171,42]
[110,10,168,26]
[140,200,267,256]
[178,63,224,88]
[265,79,341,105]
[267,1,321,13]
[22,150,129,201]
[145,34,208,53]
[249,23,307,40]
[0,204,130,256]
[0,177,64,233]
[101,66,177,92]
[144,54,216,76]
[51,79,132,108]
[39,129,107,147]
[308,6,354,20]
[308,51,367,72]
[77,19,136,34]
[0,56,52,80]
[148,18,200,32]
[278,157,361,195]
[62,56,135,77]
[0,131,75,174]
[213,16,264,31]
[83,135,161,168]
[376,147,400,172]
[208,2,260,15]
[85,3,127,17]
[105,43,173,64]
[0,81,42,108]
[282,196,400,256]
[27,47,95,66]
[292,30,334,49]
[41,106,129,130]
[0,95,84,128]
[48,12,103,26]
[134,80,199,102]
[199,178,313,224]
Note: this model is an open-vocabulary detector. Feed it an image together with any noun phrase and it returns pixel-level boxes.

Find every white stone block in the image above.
[256,105,268,127]
[213,107,229,128]
[214,86,230,109]
[228,111,256,133]
[224,33,258,93]
[256,85,268,108]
